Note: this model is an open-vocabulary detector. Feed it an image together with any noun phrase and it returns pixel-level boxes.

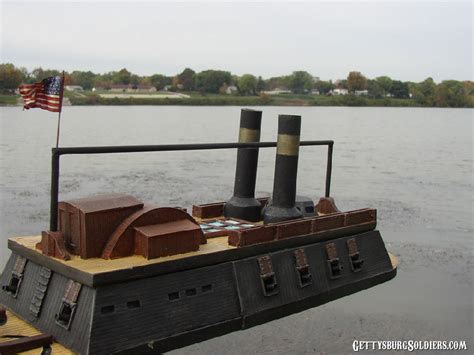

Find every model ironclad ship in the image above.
[0,109,397,354]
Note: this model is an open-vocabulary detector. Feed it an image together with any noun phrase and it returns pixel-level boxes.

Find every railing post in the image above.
[47,141,334,230]
[325,142,333,197]
[50,150,60,231]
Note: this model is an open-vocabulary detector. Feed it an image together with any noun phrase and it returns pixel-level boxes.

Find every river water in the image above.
[0,106,472,353]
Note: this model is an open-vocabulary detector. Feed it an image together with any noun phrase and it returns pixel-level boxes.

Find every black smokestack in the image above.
[263,114,303,224]
[224,109,263,222]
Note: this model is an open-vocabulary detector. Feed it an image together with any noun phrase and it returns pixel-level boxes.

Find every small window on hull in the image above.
[201,284,212,293]
[101,305,115,314]
[168,292,180,301]
[185,288,197,296]
[127,300,140,309]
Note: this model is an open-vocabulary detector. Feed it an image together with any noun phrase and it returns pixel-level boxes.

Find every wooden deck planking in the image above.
[0,310,73,354]
[9,235,235,275]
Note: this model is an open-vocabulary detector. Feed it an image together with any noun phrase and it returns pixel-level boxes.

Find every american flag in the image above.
[19,76,64,112]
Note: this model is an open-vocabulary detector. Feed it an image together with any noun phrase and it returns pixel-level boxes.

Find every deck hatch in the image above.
[55,280,82,330]
[2,255,27,298]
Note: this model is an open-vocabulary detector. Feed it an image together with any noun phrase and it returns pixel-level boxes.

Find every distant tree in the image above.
[412,77,437,105]
[177,68,195,91]
[114,68,132,85]
[335,79,348,89]
[238,74,257,95]
[130,74,140,85]
[150,74,171,90]
[194,70,231,94]
[289,71,313,94]
[367,79,384,98]
[18,67,31,83]
[139,76,152,86]
[256,76,266,93]
[0,63,22,92]
[70,71,97,90]
[31,67,61,81]
[390,80,410,99]
[266,76,290,90]
[315,80,334,95]
[435,80,468,107]
[375,76,393,96]
[347,71,367,92]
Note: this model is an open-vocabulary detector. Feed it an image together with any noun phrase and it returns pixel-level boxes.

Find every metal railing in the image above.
[50,140,334,231]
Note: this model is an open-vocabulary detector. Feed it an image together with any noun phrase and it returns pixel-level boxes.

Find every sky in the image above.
[1,0,472,82]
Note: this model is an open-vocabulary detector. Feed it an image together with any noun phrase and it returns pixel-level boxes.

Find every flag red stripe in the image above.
[27,103,60,112]
[18,76,63,113]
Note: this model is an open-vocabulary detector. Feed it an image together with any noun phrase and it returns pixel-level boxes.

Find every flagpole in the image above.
[56,71,65,148]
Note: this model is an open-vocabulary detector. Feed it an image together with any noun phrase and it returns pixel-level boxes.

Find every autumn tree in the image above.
[0,63,22,92]
[435,80,468,107]
[114,68,132,85]
[411,77,437,105]
[347,71,368,92]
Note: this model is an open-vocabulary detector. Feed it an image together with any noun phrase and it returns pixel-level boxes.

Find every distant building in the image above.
[262,88,292,95]
[225,85,238,94]
[65,85,83,92]
[331,88,349,95]
[311,89,320,95]
[355,90,368,96]
[109,84,156,93]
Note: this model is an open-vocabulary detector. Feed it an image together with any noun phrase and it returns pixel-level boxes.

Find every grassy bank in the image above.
[0,94,18,105]
[2,92,471,107]
[68,92,420,107]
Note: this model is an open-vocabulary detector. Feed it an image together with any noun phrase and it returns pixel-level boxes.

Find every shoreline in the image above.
[2,94,473,108]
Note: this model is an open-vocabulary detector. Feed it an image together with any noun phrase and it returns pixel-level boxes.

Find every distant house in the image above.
[262,88,292,95]
[109,84,156,93]
[225,85,238,94]
[311,89,320,95]
[65,85,83,92]
[355,90,368,96]
[331,88,349,95]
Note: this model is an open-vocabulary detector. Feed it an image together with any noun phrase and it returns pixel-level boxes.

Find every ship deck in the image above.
[11,235,234,275]
[8,223,396,287]
[0,310,73,355]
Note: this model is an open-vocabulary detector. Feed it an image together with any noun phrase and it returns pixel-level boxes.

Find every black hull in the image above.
[1,230,395,354]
